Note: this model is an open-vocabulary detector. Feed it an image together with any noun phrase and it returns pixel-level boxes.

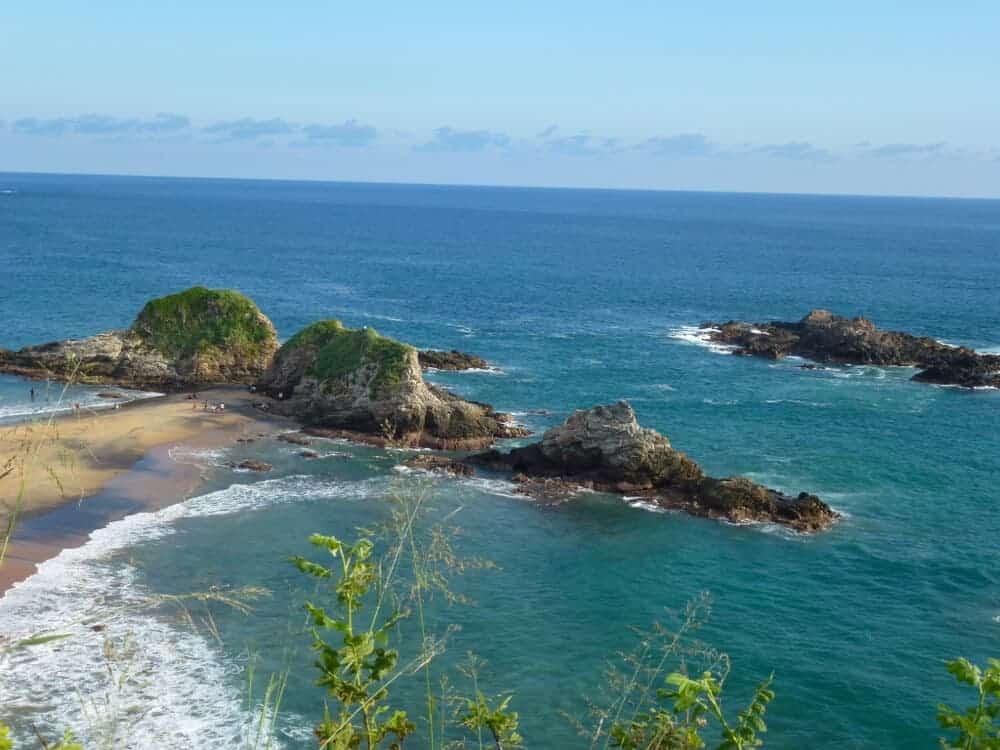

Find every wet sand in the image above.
[0,387,292,592]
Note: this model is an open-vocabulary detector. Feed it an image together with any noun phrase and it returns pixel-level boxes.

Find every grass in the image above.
[130,286,274,361]
[280,320,413,398]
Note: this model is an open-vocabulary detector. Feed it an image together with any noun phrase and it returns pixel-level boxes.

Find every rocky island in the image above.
[0,286,279,389]
[465,401,837,532]
[700,309,1000,389]
[256,320,527,449]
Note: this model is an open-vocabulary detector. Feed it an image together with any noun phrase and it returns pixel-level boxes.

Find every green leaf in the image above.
[309,533,344,555]
[946,658,982,687]
[15,632,72,649]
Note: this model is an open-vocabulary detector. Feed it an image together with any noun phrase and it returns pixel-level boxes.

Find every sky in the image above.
[1,1,999,197]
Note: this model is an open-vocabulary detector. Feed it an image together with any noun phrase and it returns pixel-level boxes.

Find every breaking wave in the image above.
[0,474,380,748]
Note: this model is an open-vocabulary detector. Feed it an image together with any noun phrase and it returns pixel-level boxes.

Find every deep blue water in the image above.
[0,172,998,748]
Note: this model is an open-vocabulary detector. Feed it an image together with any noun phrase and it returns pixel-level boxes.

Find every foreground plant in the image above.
[0,723,81,750]
[458,691,523,750]
[454,653,523,750]
[607,670,773,750]
[293,504,521,750]
[294,533,417,749]
[938,657,1000,749]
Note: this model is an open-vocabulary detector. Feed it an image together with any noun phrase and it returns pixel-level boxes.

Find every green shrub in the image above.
[280,320,413,398]
[131,286,274,360]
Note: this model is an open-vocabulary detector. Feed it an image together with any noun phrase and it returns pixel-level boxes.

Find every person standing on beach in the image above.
[30,387,35,401]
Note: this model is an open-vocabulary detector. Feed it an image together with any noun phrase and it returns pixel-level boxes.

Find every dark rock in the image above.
[277,432,312,446]
[467,401,837,532]
[512,475,586,505]
[300,450,320,459]
[403,454,474,476]
[96,391,125,399]
[418,349,491,371]
[469,401,703,490]
[229,459,272,472]
[700,310,1000,389]
[258,320,528,449]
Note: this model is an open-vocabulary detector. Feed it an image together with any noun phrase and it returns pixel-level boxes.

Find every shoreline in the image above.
[0,386,293,594]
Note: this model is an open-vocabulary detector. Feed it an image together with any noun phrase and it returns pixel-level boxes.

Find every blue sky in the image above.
[2,1,999,196]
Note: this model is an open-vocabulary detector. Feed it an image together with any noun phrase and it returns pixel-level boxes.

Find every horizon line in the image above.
[2,167,999,203]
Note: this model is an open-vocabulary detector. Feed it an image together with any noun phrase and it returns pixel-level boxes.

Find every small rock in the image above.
[229,459,272,472]
[514,476,580,505]
[418,349,490,371]
[403,454,473,476]
[300,450,320,459]
[277,433,312,446]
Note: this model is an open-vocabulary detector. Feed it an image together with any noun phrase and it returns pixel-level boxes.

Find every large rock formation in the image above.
[256,320,527,449]
[0,287,278,389]
[700,310,1000,389]
[469,401,837,532]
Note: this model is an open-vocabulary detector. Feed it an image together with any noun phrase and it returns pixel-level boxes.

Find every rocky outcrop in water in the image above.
[700,310,1000,389]
[0,287,279,390]
[418,349,491,371]
[256,320,527,449]
[468,401,837,532]
[403,454,474,476]
[230,459,273,472]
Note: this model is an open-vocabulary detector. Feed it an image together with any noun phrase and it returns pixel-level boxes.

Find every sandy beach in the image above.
[0,387,290,592]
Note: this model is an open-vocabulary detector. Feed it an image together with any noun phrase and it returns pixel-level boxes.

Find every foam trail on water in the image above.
[0,474,380,748]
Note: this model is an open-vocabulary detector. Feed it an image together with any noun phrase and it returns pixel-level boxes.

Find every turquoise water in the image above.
[0,173,998,748]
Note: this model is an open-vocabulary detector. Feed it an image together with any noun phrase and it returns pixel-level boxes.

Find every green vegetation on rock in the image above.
[281,319,413,398]
[131,286,274,360]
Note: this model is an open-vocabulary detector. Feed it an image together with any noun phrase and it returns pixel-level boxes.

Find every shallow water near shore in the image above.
[1,174,999,748]
[0,374,161,425]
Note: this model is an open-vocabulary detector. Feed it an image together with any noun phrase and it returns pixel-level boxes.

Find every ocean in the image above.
[0,172,998,748]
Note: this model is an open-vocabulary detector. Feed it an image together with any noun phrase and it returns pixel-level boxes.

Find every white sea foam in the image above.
[667,325,736,355]
[932,383,999,392]
[702,397,738,406]
[457,476,525,500]
[625,497,668,514]
[424,365,504,375]
[0,474,375,747]
[764,399,833,408]
[0,388,162,425]
[360,312,404,323]
[168,446,229,468]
